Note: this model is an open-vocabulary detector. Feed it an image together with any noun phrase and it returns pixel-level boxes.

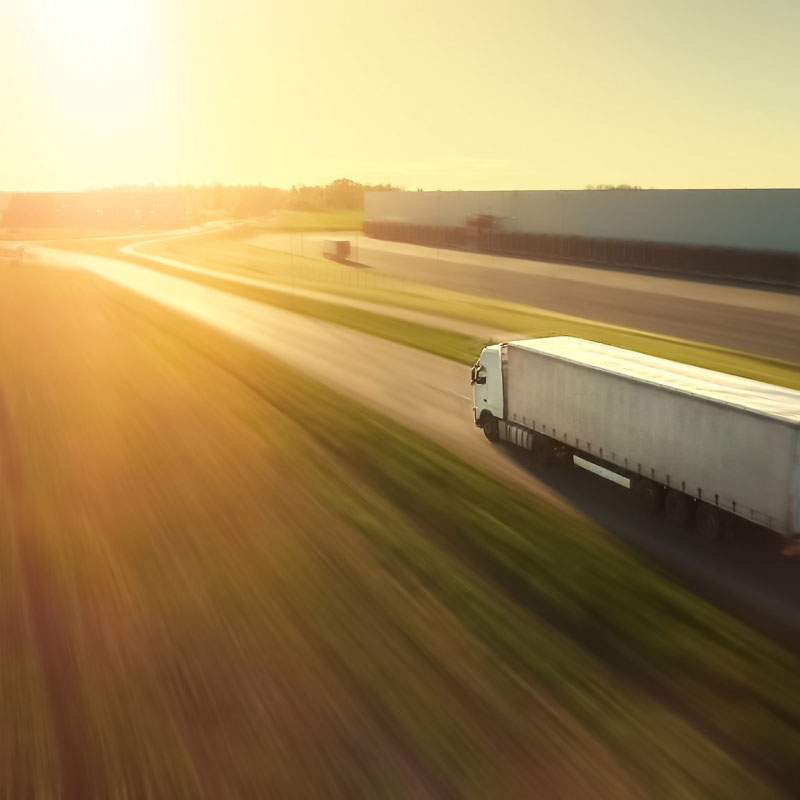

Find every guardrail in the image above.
[363,221,800,289]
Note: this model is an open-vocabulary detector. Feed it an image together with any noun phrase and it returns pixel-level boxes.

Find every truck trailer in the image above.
[322,239,351,262]
[471,337,800,540]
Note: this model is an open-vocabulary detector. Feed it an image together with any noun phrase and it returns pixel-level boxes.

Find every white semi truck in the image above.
[471,337,800,540]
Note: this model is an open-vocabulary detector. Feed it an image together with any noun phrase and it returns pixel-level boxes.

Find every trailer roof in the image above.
[510,337,800,424]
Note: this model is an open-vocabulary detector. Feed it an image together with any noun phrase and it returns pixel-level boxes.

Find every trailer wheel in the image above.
[695,504,724,541]
[482,415,499,442]
[532,434,555,466]
[633,478,664,514]
[664,490,693,526]
[553,445,573,467]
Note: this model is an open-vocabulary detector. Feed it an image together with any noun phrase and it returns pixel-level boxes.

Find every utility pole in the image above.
[290,235,295,297]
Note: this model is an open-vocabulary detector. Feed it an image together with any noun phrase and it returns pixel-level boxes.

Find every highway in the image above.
[248,232,800,363]
[38,242,800,642]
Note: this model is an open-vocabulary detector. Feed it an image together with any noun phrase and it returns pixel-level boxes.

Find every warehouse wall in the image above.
[365,189,800,254]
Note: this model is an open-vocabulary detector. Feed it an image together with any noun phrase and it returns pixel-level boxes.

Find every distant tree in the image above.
[212,184,224,209]
[585,184,644,190]
[76,179,404,221]
[288,178,402,211]
[233,186,284,217]
[324,178,362,209]
[288,184,325,211]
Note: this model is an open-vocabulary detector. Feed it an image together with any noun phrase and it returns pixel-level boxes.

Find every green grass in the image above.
[62,228,800,390]
[254,208,363,231]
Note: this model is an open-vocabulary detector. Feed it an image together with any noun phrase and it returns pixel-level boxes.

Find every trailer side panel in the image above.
[505,345,798,534]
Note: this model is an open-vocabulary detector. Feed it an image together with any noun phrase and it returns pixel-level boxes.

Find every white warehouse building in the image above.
[363,189,800,286]
[365,189,800,253]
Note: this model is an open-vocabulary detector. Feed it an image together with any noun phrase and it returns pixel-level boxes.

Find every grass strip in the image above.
[251,208,363,231]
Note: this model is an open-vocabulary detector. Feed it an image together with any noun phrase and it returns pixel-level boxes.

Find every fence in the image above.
[363,221,800,289]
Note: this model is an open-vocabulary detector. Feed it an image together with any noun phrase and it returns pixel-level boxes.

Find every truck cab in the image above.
[471,344,504,426]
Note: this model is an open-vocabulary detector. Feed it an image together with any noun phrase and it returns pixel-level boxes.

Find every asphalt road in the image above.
[249,232,800,364]
[38,243,800,643]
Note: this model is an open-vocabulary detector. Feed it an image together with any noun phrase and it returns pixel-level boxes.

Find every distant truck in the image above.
[471,337,800,540]
[322,239,351,262]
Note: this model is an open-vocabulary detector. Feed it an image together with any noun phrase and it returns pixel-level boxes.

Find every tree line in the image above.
[0,179,402,228]
[128,178,401,218]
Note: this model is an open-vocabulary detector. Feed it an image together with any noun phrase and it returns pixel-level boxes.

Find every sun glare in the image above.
[33,0,149,65]
[24,0,165,172]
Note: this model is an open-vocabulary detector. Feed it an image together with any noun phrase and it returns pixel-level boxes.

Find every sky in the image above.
[1,0,798,191]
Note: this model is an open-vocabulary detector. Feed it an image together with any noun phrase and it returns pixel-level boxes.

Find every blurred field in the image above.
[2,260,800,797]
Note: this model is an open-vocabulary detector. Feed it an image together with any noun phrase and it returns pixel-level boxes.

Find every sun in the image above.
[34,0,142,36]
